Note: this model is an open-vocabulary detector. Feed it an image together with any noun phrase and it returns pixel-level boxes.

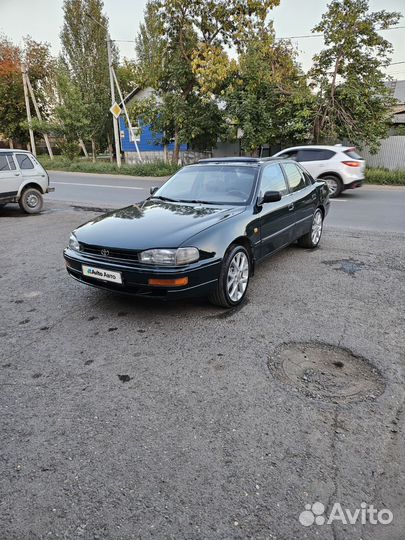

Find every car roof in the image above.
[197,157,293,166]
[276,144,352,152]
[0,148,32,153]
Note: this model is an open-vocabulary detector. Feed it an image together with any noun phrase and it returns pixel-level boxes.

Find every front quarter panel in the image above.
[180,207,259,264]
[316,180,330,216]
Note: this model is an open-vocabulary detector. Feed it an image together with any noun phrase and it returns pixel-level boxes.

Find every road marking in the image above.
[51,181,144,190]
[330,199,348,202]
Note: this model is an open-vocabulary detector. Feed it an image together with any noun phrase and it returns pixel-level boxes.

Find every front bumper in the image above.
[46,187,55,193]
[63,248,221,299]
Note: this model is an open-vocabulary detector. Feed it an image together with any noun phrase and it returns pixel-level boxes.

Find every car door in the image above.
[0,153,21,200]
[282,162,317,239]
[257,163,295,258]
[14,152,45,184]
[295,148,336,179]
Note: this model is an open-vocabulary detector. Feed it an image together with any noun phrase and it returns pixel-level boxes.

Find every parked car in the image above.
[64,157,330,308]
[0,149,54,213]
[271,145,365,197]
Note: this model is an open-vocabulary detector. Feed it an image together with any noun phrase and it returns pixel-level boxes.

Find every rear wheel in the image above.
[323,174,342,198]
[297,208,323,248]
[18,187,43,214]
[209,245,250,308]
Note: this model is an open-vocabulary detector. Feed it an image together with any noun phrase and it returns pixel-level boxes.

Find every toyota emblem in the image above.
[100,249,110,256]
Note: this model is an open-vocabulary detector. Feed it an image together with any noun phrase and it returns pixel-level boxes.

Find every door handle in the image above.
[288,203,294,211]
[14,173,21,176]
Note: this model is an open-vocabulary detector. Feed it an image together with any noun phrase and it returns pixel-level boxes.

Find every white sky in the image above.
[1,0,404,78]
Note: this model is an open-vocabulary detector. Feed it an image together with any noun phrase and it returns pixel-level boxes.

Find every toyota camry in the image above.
[64,157,329,307]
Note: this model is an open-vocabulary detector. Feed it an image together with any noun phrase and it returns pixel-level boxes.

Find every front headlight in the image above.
[139,247,199,266]
[68,233,80,251]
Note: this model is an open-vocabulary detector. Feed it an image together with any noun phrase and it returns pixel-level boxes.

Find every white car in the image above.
[272,145,365,197]
[0,149,54,213]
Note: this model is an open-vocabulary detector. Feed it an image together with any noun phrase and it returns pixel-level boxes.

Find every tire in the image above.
[209,244,250,308]
[297,208,324,249]
[18,188,43,214]
[323,174,342,198]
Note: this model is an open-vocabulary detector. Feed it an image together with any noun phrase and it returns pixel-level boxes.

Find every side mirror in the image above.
[150,186,159,195]
[262,190,282,203]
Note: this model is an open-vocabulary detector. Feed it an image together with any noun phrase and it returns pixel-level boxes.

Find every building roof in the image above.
[387,80,405,104]
[119,87,156,108]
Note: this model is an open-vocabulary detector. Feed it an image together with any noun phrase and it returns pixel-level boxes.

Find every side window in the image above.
[7,155,16,170]
[0,155,11,172]
[16,154,34,170]
[296,149,335,162]
[283,163,306,193]
[260,164,288,196]
[278,150,298,160]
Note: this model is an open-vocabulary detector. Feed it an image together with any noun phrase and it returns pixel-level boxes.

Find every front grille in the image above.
[79,244,140,262]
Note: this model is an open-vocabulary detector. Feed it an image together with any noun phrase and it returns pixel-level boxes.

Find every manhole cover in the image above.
[269,343,385,403]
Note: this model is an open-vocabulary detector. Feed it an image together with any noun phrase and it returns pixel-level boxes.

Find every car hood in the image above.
[74,199,245,250]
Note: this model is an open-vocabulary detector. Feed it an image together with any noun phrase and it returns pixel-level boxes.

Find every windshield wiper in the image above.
[150,195,179,202]
[177,199,217,205]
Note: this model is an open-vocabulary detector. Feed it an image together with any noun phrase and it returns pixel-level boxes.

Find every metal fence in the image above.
[362,136,405,170]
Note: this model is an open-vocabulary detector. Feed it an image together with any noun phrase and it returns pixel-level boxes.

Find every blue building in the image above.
[119,87,187,163]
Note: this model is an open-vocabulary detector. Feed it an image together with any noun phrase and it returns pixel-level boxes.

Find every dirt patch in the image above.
[269,342,385,403]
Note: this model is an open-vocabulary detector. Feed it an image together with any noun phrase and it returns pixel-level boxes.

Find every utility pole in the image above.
[107,37,121,167]
[21,63,36,156]
[111,68,142,162]
[85,12,121,167]
[25,73,54,160]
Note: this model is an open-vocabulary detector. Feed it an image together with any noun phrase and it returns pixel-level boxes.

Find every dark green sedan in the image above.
[64,157,330,307]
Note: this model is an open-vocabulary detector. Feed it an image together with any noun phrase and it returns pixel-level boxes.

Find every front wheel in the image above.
[297,208,324,248]
[209,245,250,308]
[19,188,43,214]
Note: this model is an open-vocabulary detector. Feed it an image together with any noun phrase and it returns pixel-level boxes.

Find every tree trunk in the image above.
[163,143,168,164]
[9,138,14,149]
[79,139,89,158]
[172,127,180,165]
[107,133,113,163]
[91,139,96,163]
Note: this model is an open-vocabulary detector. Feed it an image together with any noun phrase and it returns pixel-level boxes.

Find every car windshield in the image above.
[153,165,258,205]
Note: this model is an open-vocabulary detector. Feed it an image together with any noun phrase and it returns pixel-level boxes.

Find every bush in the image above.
[365,167,405,186]
[37,156,180,177]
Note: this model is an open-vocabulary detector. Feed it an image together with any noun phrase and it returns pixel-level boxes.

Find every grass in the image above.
[365,167,405,186]
[37,155,180,177]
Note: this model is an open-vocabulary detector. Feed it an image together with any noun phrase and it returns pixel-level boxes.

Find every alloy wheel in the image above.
[227,251,249,302]
[325,177,338,196]
[311,210,323,246]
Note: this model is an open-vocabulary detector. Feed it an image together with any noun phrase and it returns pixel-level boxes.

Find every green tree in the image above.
[61,0,115,154]
[0,35,54,146]
[135,0,280,163]
[311,0,401,152]
[225,25,314,155]
[116,59,139,96]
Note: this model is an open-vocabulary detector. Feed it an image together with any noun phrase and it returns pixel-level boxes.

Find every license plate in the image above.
[82,265,122,284]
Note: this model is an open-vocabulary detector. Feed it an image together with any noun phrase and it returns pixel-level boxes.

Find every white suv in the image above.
[0,150,54,213]
[272,145,365,197]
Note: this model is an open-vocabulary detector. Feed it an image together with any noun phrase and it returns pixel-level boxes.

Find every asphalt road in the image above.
[1,197,404,540]
[46,170,405,234]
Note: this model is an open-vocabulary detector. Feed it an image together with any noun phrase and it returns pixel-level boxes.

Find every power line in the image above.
[276,25,405,40]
